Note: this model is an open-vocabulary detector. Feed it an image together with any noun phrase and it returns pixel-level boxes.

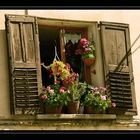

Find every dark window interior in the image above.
[39,25,85,87]
[64,32,84,81]
[39,26,61,87]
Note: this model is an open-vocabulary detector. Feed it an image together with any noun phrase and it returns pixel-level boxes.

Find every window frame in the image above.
[5,14,137,116]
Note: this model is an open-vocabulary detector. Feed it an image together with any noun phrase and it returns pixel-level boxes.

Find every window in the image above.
[5,15,137,116]
[38,26,88,87]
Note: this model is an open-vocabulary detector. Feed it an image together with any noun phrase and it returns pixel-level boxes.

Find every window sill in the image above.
[36,114,116,120]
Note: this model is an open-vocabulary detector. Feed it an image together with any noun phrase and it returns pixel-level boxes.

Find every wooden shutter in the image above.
[100,21,137,115]
[5,15,42,115]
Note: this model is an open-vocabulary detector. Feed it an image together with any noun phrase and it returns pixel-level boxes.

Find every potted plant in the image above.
[39,83,70,114]
[82,84,116,114]
[40,59,82,114]
[62,72,85,114]
[75,38,96,66]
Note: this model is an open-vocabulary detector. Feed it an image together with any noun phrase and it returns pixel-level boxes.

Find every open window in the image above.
[5,14,137,116]
[38,25,88,87]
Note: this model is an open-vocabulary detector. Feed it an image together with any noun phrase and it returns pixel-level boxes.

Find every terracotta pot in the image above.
[67,101,80,114]
[45,105,62,114]
[39,103,45,114]
[82,53,96,66]
[83,58,95,66]
[84,106,103,114]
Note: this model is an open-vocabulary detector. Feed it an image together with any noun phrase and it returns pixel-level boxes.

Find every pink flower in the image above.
[76,73,79,77]
[61,86,66,90]
[112,102,116,107]
[59,89,65,93]
[47,86,51,91]
[100,95,106,100]
[49,89,54,94]
[54,79,57,84]
[40,95,48,100]
[79,38,89,46]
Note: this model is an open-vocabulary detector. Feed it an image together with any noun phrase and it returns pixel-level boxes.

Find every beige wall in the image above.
[0,10,25,29]
[0,10,140,119]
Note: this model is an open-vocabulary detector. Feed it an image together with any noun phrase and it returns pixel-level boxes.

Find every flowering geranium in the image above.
[75,38,96,60]
[41,60,83,105]
[39,83,70,106]
[82,85,116,112]
[42,59,71,83]
[63,72,83,102]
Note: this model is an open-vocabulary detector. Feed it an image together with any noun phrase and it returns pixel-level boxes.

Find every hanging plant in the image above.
[42,59,71,83]
[75,38,96,66]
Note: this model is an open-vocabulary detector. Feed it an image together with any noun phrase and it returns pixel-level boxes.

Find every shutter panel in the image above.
[100,21,137,115]
[5,15,42,115]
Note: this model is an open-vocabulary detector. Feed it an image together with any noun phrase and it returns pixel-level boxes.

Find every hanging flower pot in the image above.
[83,58,96,66]
[75,38,96,66]
[82,53,96,66]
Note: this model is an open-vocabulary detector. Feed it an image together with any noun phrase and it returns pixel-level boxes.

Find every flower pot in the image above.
[67,101,80,114]
[39,103,46,114]
[82,53,95,66]
[45,105,62,114]
[84,106,104,114]
[83,58,96,66]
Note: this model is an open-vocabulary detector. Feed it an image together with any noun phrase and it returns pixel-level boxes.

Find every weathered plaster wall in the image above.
[0,10,25,29]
